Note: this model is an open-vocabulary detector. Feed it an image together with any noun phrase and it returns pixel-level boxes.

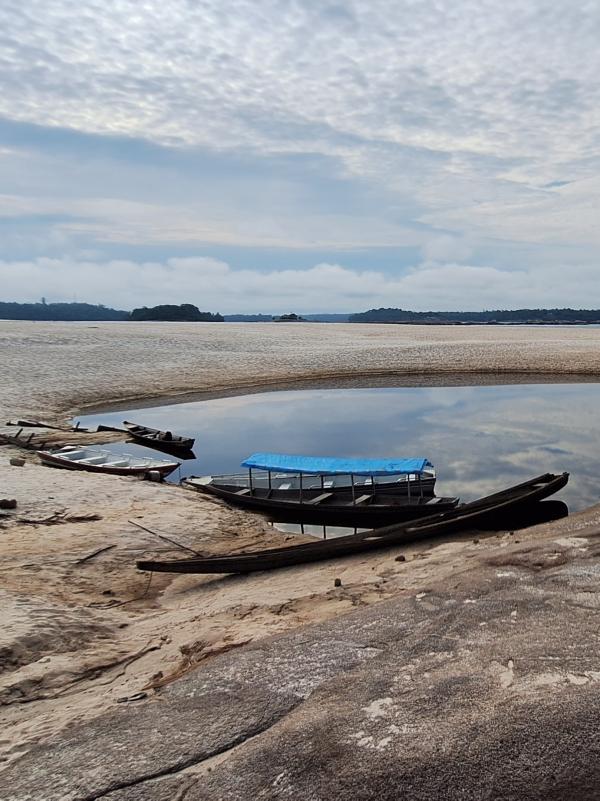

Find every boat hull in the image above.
[123,421,195,454]
[183,481,457,527]
[138,472,569,574]
[186,473,436,496]
[38,451,178,476]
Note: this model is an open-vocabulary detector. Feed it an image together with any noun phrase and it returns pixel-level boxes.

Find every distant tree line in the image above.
[0,301,129,321]
[129,304,223,322]
[349,308,600,324]
[0,302,224,322]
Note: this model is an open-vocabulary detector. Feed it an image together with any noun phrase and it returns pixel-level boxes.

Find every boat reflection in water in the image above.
[272,499,569,541]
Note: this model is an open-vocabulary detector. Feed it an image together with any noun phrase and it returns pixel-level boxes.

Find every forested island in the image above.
[129,304,223,322]
[349,308,600,324]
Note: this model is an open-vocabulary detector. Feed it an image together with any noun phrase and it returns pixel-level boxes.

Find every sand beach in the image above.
[3,320,600,799]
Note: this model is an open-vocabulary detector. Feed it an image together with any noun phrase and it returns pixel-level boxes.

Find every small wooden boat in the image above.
[37,445,179,476]
[137,472,569,574]
[123,421,195,455]
[186,452,437,497]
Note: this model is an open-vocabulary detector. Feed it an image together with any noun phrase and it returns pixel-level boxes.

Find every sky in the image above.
[1,0,600,313]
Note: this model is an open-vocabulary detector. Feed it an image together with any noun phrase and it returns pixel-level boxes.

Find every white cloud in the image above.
[2,0,600,183]
[1,0,600,303]
[1,255,597,313]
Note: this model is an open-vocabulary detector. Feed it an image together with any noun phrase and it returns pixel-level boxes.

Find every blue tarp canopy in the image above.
[241,453,433,477]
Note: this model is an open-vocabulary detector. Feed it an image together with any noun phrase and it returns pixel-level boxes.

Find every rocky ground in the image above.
[3,320,600,800]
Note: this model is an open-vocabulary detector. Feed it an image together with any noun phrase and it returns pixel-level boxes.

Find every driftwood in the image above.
[6,419,89,432]
[0,429,38,450]
[74,544,116,565]
[129,520,202,556]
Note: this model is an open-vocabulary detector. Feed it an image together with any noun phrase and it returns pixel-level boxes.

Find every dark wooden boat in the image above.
[183,479,457,527]
[38,445,179,476]
[123,420,195,455]
[137,472,569,574]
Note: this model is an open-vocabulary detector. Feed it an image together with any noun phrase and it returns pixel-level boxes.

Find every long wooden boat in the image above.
[183,481,457,527]
[123,421,195,455]
[186,452,437,499]
[37,445,179,476]
[137,472,569,574]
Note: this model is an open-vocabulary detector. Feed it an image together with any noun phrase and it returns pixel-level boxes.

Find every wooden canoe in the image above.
[137,472,569,574]
[123,420,195,454]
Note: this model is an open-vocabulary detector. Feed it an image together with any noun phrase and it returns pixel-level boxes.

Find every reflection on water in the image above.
[77,383,600,515]
[271,499,569,540]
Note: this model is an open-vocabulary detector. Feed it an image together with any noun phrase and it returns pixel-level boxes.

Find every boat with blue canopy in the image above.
[183,452,452,527]
[241,453,433,476]
[185,452,436,496]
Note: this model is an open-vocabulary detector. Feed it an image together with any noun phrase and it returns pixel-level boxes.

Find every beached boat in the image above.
[185,452,437,497]
[186,484,458,527]
[137,472,569,574]
[123,421,195,454]
[37,445,180,476]
[183,454,448,526]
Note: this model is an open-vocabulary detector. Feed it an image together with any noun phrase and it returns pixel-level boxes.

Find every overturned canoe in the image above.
[137,472,569,574]
[38,445,179,476]
[123,421,195,454]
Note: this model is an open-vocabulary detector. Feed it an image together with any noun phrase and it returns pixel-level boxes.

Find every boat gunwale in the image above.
[136,472,569,573]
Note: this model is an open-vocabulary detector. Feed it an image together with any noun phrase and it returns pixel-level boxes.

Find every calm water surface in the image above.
[76,383,600,513]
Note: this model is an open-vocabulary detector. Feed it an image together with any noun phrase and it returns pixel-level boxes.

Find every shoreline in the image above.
[4,320,600,425]
[76,368,600,416]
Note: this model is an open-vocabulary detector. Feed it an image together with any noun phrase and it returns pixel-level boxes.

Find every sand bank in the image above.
[2,321,600,797]
[2,320,600,422]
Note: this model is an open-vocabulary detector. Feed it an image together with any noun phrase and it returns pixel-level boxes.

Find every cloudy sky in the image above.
[1,0,599,312]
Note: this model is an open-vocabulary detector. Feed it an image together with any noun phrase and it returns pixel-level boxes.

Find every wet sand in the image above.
[2,321,600,788]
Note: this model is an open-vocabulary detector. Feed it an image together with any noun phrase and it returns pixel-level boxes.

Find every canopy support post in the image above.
[299,473,303,504]
[268,470,272,490]
[407,474,411,500]
[249,468,253,494]
[351,474,356,504]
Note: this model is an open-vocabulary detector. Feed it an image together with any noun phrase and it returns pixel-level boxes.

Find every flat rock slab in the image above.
[6,533,600,800]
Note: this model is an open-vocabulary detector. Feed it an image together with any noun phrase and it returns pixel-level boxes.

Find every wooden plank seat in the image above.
[236,488,251,495]
[353,494,372,505]
[306,492,334,505]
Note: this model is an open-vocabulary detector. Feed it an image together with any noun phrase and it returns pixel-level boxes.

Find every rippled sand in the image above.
[2,320,600,422]
[2,320,600,778]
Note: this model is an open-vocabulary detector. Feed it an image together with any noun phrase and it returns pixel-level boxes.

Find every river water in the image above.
[77,383,600,513]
